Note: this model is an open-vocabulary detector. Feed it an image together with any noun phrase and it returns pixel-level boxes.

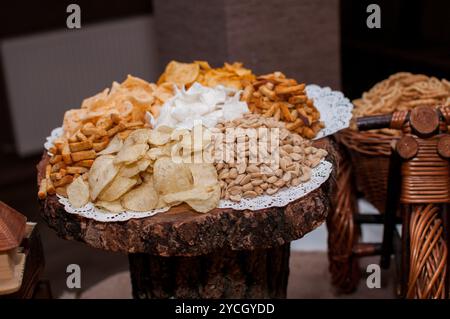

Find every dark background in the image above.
[0,0,449,296]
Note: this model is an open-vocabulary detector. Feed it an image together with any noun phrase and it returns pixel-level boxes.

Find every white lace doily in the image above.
[43,84,344,221]
[44,127,63,154]
[306,85,353,140]
[56,195,170,222]
[218,160,332,210]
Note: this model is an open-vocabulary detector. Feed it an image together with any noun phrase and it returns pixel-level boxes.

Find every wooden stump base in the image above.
[128,244,290,299]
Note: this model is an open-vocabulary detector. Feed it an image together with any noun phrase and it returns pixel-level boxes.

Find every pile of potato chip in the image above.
[157,60,255,90]
[65,126,220,213]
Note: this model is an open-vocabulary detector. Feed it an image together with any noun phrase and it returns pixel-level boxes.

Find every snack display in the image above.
[242,72,324,139]
[214,114,327,201]
[38,60,350,219]
[158,60,255,90]
[352,72,450,130]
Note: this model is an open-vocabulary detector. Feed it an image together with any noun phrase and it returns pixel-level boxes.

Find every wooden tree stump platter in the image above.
[37,138,338,298]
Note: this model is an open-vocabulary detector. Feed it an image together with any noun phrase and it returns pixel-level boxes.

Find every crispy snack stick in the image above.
[76,131,88,141]
[49,154,62,164]
[263,103,278,117]
[53,175,74,188]
[242,85,254,101]
[125,121,144,129]
[289,95,307,104]
[93,137,109,152]
[66,166,89,175]
[69,140,93,152]
[286,118,303,130]
[259,86,276,99]
[38,179,47,199]
[107,122,126,137]
[71,150,96,162]
[74,160,94,168]
[96,117,113,130]
[275,83,305,95]
[51,161,66,173]
[49,146,58,155]
[279,102,293,122]
[274,108,281,121]
[81,122,108,137]
[62,142,72,165]
[47,179,56,195]
[44,164,55,194]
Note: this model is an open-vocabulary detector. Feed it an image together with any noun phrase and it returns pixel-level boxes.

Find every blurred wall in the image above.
[154,0,341,89]
[1,16,158,156]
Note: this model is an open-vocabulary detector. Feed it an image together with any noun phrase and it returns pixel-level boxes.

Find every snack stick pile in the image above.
[38,113,146,199]
[242,72,324,139]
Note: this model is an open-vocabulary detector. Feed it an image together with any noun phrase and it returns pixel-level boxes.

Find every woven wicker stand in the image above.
[37,139,337,299]
[328,106,450,298]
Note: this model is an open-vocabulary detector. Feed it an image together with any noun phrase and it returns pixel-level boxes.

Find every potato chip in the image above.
[153,157,193,195]
[188,163,218,185]
[89,155,119,200]
[123,128,151,147]
[186,184,221,213]
[114,143,149,165]
[121,75,155,92]
[185,163,221,212]
[121,178,159,211]
[95,200,125,213]
[153,82,174,104]
[147,147,167,160]
[97,134,123,155]
[67,176,89,208]
[170,128,190,142]
[98,176,138,202]
[156,196,169,209]
[162,186,213,203]
[149,127,173,146]
[162,61,200,86]
[119,158,151,178]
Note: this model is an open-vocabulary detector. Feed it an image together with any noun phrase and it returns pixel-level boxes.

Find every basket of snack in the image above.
[37,61,353,222]
[338,72,450,212]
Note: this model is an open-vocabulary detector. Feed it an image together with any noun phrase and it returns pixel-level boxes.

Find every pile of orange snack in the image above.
[39,113,146,199]
[242,72,323,138]
[157,60,255,90]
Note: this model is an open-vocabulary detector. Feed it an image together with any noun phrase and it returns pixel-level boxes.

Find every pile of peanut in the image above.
[214,114,328,202]
[242,72,324,139]
[39,113,145,199]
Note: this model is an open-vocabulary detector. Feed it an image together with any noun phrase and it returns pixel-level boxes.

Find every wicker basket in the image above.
[337,128,400,213]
